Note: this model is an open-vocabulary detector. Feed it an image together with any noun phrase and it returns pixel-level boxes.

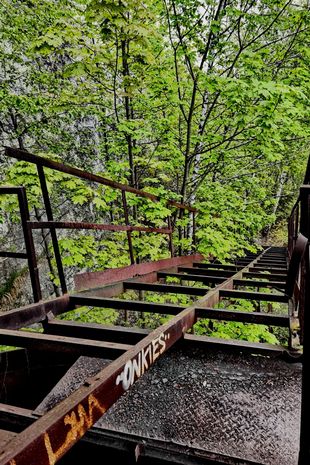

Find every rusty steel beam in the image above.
[28,221,172,235]
[0,431,16,450]
[74,254,203,291]
[233,279,286,289]
[70,294,185,315]
[157,271,226,284]
[193,263,243,271]
[123,281,209,296]
[256,261,287,267]
[0,296,71,330]
[242,271,287,281]
[44,319,148,345]
[196,307,289,326]
[0,328,131,358]
[184,334,288,356]
[178,267,234,277]
[250,266,287,274]
[253,263,287,271]
[219,289,288,303]
[5,147,196,212]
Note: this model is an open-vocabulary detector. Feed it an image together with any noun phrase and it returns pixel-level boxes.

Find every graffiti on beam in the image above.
[44,394,106,465]
[116,331,171,391]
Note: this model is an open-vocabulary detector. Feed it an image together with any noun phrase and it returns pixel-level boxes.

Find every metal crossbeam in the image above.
[219,289,288,303]
[123,281,209,295]
[0,328,131,358]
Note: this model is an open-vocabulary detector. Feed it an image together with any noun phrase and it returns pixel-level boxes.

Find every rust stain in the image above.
[44,394,106,465]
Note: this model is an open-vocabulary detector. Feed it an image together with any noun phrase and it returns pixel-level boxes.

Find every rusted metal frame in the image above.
[0,249,269,465]
[28,221,171,235]
[0,252,28,259]
[157,271,226,284]
[0,295,71,330]
[192,263,243,271]
[44,319,148,345]
[0,328,131,358]
[70,294,185,315]
[121,190,135,265]
[178,267,234,277]
[5,147,196,213]
[195,307,289,326]
[123,281,209,296]
[248,266,287,275]
[242,271,287,282]
[0,187,42,302]
[0,305,197,465]
[36,165,67,295]
[233,279,286,289]
[219,289,288,303]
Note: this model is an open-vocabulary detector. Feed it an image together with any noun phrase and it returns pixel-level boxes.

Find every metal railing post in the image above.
[36,165,67,294]
[121,191,135,265]
[17,188,42,302]
[298,185,310,465]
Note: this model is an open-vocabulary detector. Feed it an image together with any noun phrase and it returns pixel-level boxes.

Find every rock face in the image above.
[35,344,302,465]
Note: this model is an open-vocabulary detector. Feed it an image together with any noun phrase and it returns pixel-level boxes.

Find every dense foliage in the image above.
[0,0,309,301]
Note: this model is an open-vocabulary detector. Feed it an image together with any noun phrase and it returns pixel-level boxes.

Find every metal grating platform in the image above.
[35,345,301,465]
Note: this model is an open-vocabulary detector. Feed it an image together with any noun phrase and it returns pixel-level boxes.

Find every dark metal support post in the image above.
[121,190,135,265]
[36,165,67,294]
[192,211,196,253]
[17,188,42,302]
[167,216,173,258]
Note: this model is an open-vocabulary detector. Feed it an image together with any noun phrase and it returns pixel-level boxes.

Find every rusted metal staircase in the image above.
[0,148,309,465]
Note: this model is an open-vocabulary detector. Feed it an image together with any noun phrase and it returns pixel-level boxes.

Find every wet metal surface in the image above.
[35,345,301,465]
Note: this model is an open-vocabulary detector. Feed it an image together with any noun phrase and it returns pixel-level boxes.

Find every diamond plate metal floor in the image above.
[35,343,301,465]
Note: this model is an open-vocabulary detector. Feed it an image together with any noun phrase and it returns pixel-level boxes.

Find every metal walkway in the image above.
[0,148,309,465]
